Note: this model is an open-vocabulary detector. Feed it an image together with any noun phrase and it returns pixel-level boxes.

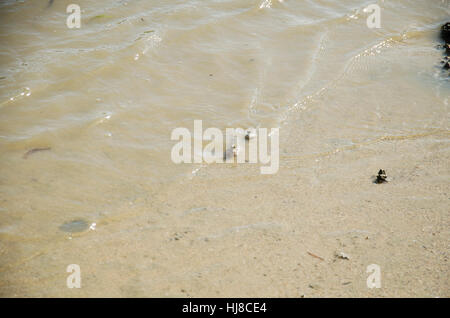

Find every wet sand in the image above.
[1,102,448,297]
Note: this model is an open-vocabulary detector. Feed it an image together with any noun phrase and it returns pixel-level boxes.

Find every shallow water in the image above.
[0,0,449,296]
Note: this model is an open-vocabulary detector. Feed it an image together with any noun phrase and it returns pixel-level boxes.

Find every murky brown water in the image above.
[0,0,449,296]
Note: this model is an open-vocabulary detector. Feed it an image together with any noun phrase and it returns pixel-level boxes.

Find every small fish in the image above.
[23,147,51,159]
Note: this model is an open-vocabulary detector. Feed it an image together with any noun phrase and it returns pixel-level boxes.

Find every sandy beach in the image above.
[2,117,449,297]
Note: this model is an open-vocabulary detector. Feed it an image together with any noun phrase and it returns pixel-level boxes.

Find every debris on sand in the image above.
[342,281,352,285]
[245,129,256,140]
[307,251,324,261]
[335,252,350,260]
[374,169,388,184]
[223,144,238,161]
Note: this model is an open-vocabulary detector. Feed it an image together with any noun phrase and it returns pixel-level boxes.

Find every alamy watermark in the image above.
[66,4,81,29]
[66,264,81,288]
[366,264,381,288]
[170,120,279,174]
[364,4,381,29]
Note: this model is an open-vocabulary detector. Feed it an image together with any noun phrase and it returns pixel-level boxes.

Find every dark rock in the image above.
[439,23,450,75]
[374,169,388,184]
[441,22,450,44]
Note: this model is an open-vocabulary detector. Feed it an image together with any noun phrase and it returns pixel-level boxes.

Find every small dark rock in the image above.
[441,22,450,44]
[374,169,388,184]
[439,23,450,75]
